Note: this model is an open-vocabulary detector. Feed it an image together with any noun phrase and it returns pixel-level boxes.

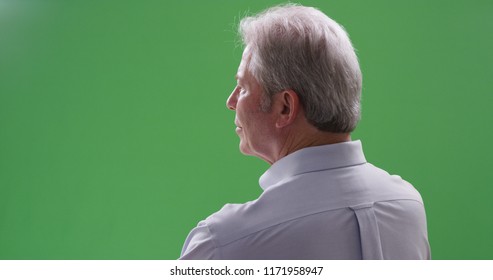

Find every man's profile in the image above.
[179,4,430,260]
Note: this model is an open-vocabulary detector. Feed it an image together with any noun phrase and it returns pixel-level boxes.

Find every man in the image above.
[180,4,430,259]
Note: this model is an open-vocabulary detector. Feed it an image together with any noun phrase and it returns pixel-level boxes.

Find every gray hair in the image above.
[239,4,362,133]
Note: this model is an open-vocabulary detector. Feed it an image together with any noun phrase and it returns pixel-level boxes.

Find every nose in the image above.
[226,86,239,110]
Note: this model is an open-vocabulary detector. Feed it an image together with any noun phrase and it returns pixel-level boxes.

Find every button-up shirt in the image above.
[180,140,430,259]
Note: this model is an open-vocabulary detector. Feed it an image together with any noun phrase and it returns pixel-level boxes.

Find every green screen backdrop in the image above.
[1,0,492,259]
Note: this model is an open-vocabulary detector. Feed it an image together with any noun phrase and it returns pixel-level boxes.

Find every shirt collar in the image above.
[259,140,367,190]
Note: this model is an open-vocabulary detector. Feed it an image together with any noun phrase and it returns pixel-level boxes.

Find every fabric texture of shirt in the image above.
[180,140,430,259]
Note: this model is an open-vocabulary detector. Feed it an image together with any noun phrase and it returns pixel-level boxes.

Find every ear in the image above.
[275,90,301,128]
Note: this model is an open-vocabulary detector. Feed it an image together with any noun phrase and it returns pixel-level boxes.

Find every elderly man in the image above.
[180,4,430,260]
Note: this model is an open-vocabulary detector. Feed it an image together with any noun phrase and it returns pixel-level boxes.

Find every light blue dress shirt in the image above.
[180,140,430,259]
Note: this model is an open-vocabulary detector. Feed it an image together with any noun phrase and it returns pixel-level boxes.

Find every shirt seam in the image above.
[214,198,424,248]
[204,223,222,259]
[294,161,367,176]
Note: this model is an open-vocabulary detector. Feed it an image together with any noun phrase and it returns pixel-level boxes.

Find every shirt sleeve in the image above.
[179,221,218,260]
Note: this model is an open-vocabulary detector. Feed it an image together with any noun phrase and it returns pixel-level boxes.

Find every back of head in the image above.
[239,4,362,133]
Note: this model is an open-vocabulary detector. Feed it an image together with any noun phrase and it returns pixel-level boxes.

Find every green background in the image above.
[1,0,492,259]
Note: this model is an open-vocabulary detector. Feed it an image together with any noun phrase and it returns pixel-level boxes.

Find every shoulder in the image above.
[179,200,261,259]
[363,163,424,203]
[179,220,216,259]
[203,200,262,245]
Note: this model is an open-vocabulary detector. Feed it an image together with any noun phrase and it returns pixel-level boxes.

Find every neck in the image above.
[270,128,351,164]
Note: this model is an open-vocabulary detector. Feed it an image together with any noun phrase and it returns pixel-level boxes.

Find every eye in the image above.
[239,87,246,95]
